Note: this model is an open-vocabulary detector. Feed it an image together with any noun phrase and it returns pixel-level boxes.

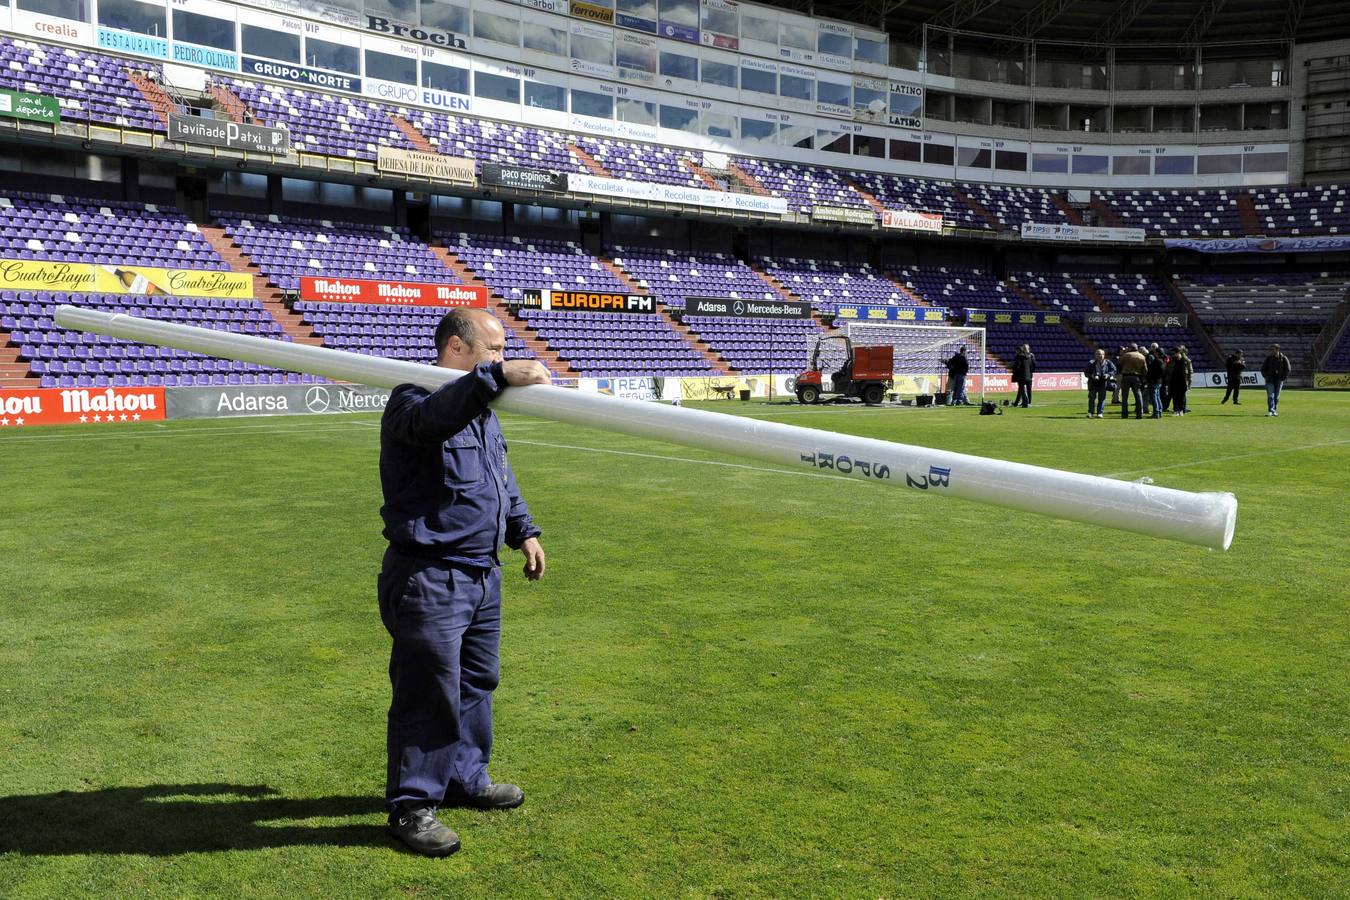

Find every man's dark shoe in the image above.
[388,806,460,857]
[465,782,525,810]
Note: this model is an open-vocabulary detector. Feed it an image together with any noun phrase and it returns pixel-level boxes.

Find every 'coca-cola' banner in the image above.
[299,277,488,308]
[0,386,166,427]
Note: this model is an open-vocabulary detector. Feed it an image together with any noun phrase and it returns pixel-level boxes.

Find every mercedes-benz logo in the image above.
[733,301,744,316]
[304,386,331,413]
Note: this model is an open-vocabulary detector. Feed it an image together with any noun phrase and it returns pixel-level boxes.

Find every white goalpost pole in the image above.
[54,305,1237,550]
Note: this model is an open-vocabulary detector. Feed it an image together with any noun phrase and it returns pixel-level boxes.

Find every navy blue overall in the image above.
[377,362,540,813]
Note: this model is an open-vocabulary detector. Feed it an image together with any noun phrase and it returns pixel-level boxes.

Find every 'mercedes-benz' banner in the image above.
[0,261,253,298]
[881,209,944,233]
[241,57,361,93]
[566,172,788,216]
[166,383,392,420]
[836,304,948,323]
[168,114,290,154]
[965,308,1064,326]
[1164,236,1350,253]
[1084,312,1189,328]
[0,89,60,124]
[0,386,166,428]
[480,164,568,193]
[811,205,878,226]
[1020,222,1146,244]
[376,147,476,184]
[300,277,488,308]
[543,290,655,313]
[685,297,813,319]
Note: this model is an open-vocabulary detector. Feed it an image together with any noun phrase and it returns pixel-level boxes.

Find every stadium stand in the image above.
[608,247,778,310]
[0,35,160,130]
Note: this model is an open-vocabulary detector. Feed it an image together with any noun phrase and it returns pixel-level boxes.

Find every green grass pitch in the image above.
[1,390,1346,897]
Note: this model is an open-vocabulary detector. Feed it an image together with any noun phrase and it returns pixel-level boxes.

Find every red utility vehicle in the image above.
[795,335,893,405]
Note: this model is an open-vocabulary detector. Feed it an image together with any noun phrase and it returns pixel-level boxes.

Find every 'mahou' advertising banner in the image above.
[965,308,1063,326]
[168,114,290,154]
[0,89,60,123]
[0,386,166,427]
[0,260,254,298]
[881,209,944,233]
[685,297,813,319]
[376,147,476,184]
[836,304,948,323]
[300,276,487,308]
[1083,312,1188,328]
[480,164,568,193]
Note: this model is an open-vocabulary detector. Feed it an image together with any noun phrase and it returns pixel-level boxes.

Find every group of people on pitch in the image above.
[1084,342,1291,419]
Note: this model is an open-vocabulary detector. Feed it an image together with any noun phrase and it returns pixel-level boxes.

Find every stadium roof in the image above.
[769,0,1347,48]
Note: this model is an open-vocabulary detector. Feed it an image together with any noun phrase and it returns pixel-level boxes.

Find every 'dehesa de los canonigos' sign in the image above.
[0,261,254,298]
[376,147,476,184]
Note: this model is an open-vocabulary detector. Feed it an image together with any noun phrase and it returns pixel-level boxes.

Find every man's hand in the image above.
[503,360,551,387]
[521,537,546,581]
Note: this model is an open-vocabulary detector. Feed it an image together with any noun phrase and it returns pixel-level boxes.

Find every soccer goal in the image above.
[808,322,988,402]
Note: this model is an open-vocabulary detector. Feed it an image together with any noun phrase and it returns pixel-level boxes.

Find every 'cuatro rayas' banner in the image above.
[300,276,488,307]
[0,386,167,427]
[0,261,254,299]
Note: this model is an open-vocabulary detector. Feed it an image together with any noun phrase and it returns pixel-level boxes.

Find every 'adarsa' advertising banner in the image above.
[0,261,254,298]
[300,276,487,307]
[0,386,166,427]
[685,297,813,319]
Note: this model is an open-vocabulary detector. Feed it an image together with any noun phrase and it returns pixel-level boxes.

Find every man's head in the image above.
[1271,343,1281,355]
[434,308,506,370]
[958,346,966,355]
[1094,348,1105,361]
[1129,343,1139,352]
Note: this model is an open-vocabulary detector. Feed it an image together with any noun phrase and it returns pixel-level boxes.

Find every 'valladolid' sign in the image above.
[168,114,289,153]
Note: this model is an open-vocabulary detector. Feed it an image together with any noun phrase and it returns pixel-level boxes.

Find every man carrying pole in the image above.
[378,308,551,857]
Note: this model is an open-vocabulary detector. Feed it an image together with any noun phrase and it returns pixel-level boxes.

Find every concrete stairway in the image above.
[208,84,251,122]
[125,70,176,127]
[680,158,724,191]
[197,224,323,346]
[1236,193,1262,235]
[0,341,33,388]
[1072,278,1115,313]
[726,162,772,196]
[748,262,803,303]
[1089,196,1125,228]
[950,186,1004,232]
[842,176,888,215]
[1050,194,1085,225]
[567,143,611,178]
[389,115,438,153]
[427,245,574,378]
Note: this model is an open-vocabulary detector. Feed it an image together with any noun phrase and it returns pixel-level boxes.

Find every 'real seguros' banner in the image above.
[0,260,254,299]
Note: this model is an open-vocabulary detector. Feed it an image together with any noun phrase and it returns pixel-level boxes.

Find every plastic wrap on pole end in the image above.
[1212,491,1238,551]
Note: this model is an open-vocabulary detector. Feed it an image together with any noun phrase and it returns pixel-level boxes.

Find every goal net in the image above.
[807,323,987,400]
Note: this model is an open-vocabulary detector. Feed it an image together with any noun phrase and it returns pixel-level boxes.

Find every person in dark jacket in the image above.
[1145,345,1166,418]
[378,308,551,856]
[945,346,971,405]
[1221,350,1246,404]
[1012,344,1035,407]
[1168,345,1194,415]
[1261,343,1291,416]
[1084,349,1115,418]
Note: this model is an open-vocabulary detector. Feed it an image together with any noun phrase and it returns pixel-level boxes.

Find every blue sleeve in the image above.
[503,447,541,550]
[382,362,508,446]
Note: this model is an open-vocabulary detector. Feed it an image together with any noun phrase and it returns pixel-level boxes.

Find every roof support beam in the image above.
[1087,0,1157,47]
[1181,0,1229,45]
[902,0,1008,43]
[1283,0,1308,41]
[1005,0,1079,41]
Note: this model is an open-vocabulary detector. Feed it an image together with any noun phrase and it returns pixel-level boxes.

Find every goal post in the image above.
[819,322,988,402]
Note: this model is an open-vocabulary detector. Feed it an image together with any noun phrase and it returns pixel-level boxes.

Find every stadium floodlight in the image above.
[54,305,1237,550]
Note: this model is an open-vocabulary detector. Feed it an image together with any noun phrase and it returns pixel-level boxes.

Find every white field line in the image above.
[0,421,374,444]
[1100,438,1350,479]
